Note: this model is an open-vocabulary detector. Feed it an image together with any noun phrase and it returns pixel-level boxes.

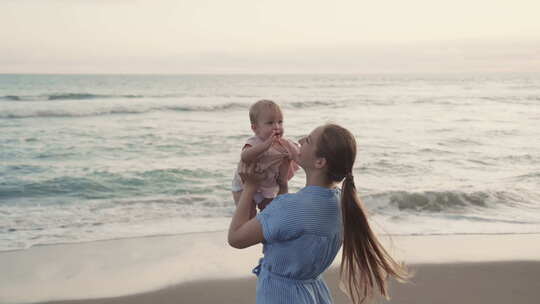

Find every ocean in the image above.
[1,73,539,251]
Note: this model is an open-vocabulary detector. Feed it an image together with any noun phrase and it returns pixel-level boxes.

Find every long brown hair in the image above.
[315,124,409,304]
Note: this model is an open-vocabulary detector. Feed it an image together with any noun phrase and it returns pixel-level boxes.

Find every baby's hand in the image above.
[262,130,280,150]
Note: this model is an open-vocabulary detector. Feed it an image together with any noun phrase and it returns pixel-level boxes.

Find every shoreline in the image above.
[1,232,540,303]
[42,261,540,304]
[4,229,540,254]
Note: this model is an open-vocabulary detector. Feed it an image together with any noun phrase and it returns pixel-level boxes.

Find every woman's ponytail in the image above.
[340,173,409,304]
[316,124,409,304]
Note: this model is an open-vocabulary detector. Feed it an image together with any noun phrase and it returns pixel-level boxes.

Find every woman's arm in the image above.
[228,164,265,249]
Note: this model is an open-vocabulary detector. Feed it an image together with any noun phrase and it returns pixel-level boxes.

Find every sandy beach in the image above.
[2,232,540,304]
[43,261,540,304]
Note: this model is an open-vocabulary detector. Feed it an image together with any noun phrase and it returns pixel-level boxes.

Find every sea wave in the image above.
[0,100,340,119]
[0,176,114,201]
[1,93,144,102]
[480,96,540,105]
[364,190,526,213]
[438,137,483,146]
[493,154,540,165]
[0,104,247,119]
[1,92,263,102]
[288,100,339,108]
[0,196,233,251]
[0,168,225,202]
[0,95,21,101]
[513,172,540,181]
[48,93,143,100]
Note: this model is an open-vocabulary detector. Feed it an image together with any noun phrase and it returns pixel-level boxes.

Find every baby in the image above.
[232,100,299,212]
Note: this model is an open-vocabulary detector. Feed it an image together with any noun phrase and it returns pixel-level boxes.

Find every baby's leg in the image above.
[232,190,257,218]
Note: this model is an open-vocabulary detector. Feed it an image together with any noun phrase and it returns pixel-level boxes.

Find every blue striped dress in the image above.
[254,186,343,304]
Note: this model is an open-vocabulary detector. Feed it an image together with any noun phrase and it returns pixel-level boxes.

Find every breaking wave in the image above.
[0,100,340,119]
[1,93,144,101]
[364,190,527,213]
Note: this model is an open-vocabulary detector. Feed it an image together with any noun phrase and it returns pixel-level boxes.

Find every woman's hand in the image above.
[238,161,266,189]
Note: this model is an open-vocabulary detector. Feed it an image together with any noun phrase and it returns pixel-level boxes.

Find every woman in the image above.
[228,124,408,304]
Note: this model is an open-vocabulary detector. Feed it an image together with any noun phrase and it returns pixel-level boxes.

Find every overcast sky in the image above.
[1,0,539,73]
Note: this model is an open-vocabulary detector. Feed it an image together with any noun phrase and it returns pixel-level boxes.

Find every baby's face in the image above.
[253,109,284,140]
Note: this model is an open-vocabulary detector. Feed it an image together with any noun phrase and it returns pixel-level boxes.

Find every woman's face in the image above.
[297,126,324,170]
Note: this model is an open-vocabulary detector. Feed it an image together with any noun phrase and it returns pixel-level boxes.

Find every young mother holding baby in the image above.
[228,123,408,304]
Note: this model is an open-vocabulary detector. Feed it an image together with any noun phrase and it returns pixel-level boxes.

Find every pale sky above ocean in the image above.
[1,0,539,73]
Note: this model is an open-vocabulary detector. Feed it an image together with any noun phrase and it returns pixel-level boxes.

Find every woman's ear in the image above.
[314,157,327,169]
[251,124,257,133]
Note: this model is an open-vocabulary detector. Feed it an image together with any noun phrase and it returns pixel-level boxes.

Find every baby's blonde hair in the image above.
[249,99,282,124]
